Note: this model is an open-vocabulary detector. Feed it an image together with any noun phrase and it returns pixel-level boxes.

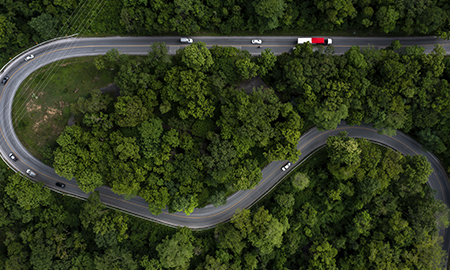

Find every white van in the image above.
[180,38,193,43]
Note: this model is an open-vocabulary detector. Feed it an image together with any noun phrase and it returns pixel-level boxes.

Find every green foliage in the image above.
[2,0,450,72]
[376,6,400,33]
[28,13,58,40]
[307,240,338,270]
[257,48,277,77]
[178,42,214,71]
[417,128,447,154]
[0,15,17,49]
[94,247,138,270]
[162,67,215,120]
[156,227,194,269]
[327,131,361,166]
[4,174,51,211]
[80,192,129,242]
[71,89,113,115]
[53,126,106,193]
[292,172,310,191]
[138,118,164,159]
[248,207,285,255]
[111,131,141,162]
[114,96,148,127]
[42,38,450,270]
[0,126,448,269]
[252,0,286,32]
[191,118,215,138]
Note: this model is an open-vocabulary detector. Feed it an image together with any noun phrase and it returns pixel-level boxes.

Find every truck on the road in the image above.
[297,37,332,45]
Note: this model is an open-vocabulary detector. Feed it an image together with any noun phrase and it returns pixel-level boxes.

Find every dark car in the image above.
[8,152,17,161]
[2,76,9,84]
[55,182,66,188]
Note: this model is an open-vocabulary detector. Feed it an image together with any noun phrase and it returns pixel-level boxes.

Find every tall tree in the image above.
[4,174,51,211]
[156,227,194,269]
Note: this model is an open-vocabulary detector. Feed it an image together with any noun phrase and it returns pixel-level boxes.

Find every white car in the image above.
[8,152,17,161]
[180,38,193,44]
[281,162,291,171]
[26,169,36,177]
[251,39,262,44]
[25,54,34,61]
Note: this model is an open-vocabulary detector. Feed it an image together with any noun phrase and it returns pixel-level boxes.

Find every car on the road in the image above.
[26,169,36,177]
[180,38,193,43]
[55,182,66,188]
[24,54,34,61]
[252,39,262,44]
[2,76,9,84]
[8,152,17,161]
[281,162,291,171]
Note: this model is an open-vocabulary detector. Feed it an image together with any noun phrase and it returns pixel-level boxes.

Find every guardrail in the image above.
[0,33,79,74]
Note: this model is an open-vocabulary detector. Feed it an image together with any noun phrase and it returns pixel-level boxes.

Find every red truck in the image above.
[297,38,332,45]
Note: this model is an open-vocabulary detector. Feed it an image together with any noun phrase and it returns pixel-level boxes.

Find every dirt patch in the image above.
[47,107,62,116]
[59,101,69,108]
[236,76,268,94]
[33,115,48,131]
[33,107,62,132]
[100,83,121,97]
[26,100,41,112]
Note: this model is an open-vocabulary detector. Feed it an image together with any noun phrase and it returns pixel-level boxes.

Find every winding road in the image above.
[0,36,449,257]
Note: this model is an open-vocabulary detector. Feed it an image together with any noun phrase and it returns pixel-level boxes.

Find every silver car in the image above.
[26,169,36,177]
[281,162,291,171]
[25,54,34,61]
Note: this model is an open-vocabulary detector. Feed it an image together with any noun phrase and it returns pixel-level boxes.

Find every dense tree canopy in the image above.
[2,0,450,67]
[53,44,300,215]
[2,132,448,269]
[4,13,450,265]
[50,39,450,229]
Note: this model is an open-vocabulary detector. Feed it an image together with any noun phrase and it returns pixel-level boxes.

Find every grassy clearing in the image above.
[12,56,116,164]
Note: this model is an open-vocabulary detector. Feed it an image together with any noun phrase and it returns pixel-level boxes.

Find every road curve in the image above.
[0,37,449,256]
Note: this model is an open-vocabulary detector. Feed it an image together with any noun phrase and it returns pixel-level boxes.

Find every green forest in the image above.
[53,43,301,214]
[3,0,450,268]
[1,133,448,269]
[51,41,450,216]
[1,0,450,65]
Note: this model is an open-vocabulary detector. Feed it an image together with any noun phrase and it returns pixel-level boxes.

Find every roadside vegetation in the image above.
[2,0,450,267]
[12,56,116,164]
[0,134,447,268]
[45,41,450,216]
[52,44,300,212]
[1,0,450,67]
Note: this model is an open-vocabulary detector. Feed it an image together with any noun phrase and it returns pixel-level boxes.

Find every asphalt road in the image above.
[0,36,449,256]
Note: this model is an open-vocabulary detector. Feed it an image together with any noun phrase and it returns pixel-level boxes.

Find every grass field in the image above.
[12,56,116,164]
